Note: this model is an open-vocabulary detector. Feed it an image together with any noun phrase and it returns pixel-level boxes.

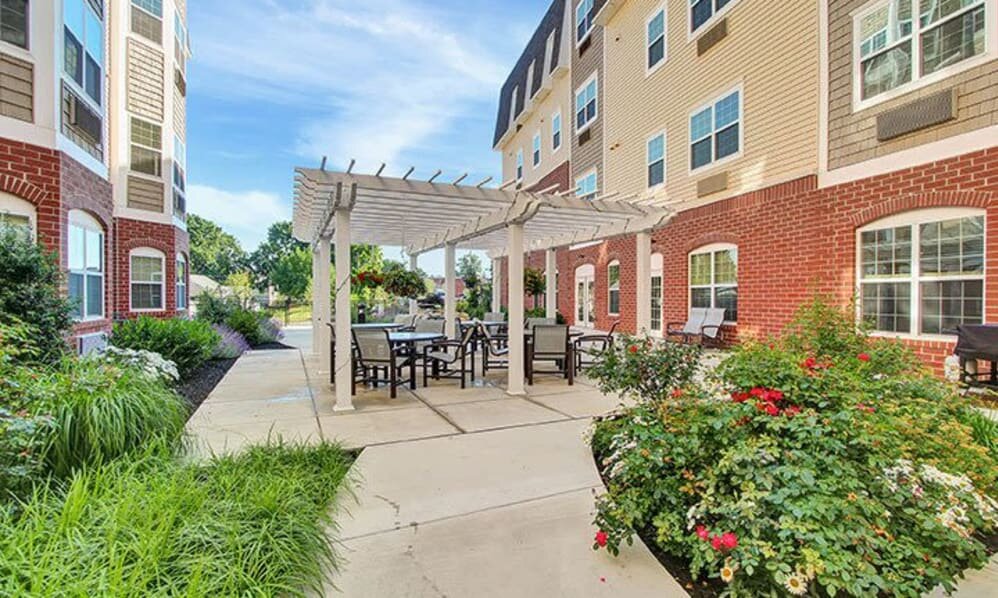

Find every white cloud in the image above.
[188,185,288,250]
[192,0,515,172]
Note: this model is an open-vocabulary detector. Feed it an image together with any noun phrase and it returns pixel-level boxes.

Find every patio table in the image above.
[388,331,446,390]
[352,322,404,330]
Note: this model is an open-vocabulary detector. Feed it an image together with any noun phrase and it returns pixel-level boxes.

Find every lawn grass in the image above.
[0,440,354,597]
[265,304,312,325]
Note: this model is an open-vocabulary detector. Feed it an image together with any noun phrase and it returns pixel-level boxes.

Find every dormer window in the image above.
[1,0,28,49]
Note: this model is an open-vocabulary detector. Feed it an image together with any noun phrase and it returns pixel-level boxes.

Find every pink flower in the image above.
[696,525,710,540]
[856,404,875,414]
[671,389,684,399]
[783,405,801,417]
[858,353,871,362]
[594,531,608,548]
[710,535,724,551]
[720,532,738,551]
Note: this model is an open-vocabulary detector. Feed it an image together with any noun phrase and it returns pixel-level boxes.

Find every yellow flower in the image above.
[784,574,808,596]
[720,566,735,583]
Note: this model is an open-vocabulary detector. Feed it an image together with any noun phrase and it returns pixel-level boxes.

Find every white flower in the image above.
[784,574,808,596]
[720,565,735,583]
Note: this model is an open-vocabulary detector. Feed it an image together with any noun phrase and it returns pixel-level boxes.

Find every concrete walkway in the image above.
[186,328,997,597]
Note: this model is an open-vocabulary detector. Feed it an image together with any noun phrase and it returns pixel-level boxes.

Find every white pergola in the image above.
[293,165,673,411]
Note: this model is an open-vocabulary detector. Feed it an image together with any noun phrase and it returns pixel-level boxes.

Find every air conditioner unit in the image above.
[77,332,108,356]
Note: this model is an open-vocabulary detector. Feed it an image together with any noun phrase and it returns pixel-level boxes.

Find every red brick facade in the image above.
[113,217,190,319]
[1,137,190,344]
[501,148,998,372]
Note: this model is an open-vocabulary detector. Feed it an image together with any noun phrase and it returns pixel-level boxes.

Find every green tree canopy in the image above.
[187,214,247,282]
[457,253,484,289]
[271,247,312,305]
[248,222,306,290]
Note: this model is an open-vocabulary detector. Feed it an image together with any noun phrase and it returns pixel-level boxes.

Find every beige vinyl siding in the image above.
[0,51,32,122]
[500,78,573,188]
[173,84,185,140]
[571,24,605,190]
[126,39,165,122]
[603,0,819,206]
[127,176,165,212]
[827,0,998,170]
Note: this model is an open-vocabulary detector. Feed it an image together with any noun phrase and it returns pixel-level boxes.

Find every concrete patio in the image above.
[184,328,998,597]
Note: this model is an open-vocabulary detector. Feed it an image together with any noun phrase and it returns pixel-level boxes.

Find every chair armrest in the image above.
[700,325,722,339]
[575,334,610,344]
[665,322,687,332]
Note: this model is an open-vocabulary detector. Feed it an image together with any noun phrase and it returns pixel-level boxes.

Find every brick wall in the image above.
[113,216,189,319]
[508,148,998,373]
[0,137,115,338]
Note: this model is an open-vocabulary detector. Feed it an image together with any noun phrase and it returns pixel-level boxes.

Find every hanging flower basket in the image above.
[383,268,426,299]
[352,271,384,291]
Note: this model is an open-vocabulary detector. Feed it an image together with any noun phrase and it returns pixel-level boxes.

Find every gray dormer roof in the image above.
[492,0,568,149]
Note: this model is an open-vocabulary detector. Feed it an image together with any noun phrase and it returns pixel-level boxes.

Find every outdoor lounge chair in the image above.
[666,308,707,343]
[326,322,364,386]
[484,312,505,323]
[525,317,556,332]
[394,313,417,330]
[527,324,573,385]
[422,325,477,388]
[479,323,509,374]
[698,308,727,348]
[352,328,413,398]
[575,321,619,372]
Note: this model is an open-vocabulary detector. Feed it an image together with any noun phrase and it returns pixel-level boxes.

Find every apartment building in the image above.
[0,0,191,350]
[494,0,997,371]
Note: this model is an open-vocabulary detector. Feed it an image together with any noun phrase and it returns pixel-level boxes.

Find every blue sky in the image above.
[186,0,546,275]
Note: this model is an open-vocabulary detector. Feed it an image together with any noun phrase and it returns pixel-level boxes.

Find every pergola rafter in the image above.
[292,163,673,411]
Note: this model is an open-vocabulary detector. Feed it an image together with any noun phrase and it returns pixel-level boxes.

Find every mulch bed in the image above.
[177,357,237,413]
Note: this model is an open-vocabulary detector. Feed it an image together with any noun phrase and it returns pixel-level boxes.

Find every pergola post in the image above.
[444,243,457,338]
[491,257,501,312]
[636,231,652,335]
[311,244,322,355]
[545,248,557,319]
[315,237,332,370]
[507,223,525,395]
[333,209,354,412]
[408,253,419,315]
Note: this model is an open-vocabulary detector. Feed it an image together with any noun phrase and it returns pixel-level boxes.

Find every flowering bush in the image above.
[112,317,220,379]
[90,346,180,384]
[586,335,702,403]
[590,299,998,596]
[213,324,251,359]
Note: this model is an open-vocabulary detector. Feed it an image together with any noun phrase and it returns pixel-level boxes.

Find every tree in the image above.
[248,221,306,290]
[187,214,247,282]
[524,267,546,309]
[270,247,312,324]
[457,253,484,288]
[457,253,490,319]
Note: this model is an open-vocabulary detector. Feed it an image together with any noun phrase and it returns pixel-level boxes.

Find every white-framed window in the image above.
[857,208,984,337]
[532,131,541,167]
[690,87,741,172]
[133,0,163,17]
[68,210,104,321]
[853,0,993,109]
[1,0,29,49]
[690,0,740,35]
[651,253,664,336]
[130,247,165,311]
[552,111,562,151]
[0,192,35,237]
[607,261,621,315]
[176,253,187,310]
[515,149,524,181]
[174,12,188,75]
[576,0,594,44]
[63,0,104,107]
[575,73,598,132]
[647,6,667,73]
[173,134,186,218]
[647,131,666,188]
[131,117,162,177]
[576,169,598,200]
[509,86,519,128]
[690,243,738,322]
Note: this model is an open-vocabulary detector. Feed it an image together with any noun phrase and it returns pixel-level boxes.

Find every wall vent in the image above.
[877,88,957,141]
[697,171,728,197]
[77,332,108,356]
[697,19,728,56]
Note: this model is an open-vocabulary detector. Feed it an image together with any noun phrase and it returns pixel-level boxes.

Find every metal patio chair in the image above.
[352,328,413,398]
[575,320,619,372]
[527,324,573,385]
[423,324,478,388]
[666,308,707,343]
[479,322,510,375]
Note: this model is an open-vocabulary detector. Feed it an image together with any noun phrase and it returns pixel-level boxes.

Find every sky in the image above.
[186,0,546,275]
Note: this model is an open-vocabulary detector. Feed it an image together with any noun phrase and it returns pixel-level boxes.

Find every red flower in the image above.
[720,532,738,551]
[710,535,724,550]
[750,387,766,398]
[628,345,639,354]
[763,389,784,403]
[731,392,750,403]
[856,403,875,414]
[763,403,780,417]
[802,357,818,369]
[783,405,802,417]
[594,531,608,547]
[695,525,710,540]
[858,353,871,362]
[671,388,684,399]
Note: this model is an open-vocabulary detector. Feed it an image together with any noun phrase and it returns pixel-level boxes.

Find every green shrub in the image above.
[0,441,353,596]
[194,291,241,325]
[226,308,265,346]
[37,358,188,478]
[587,335,702,403]
[590,299,998,597]
[0,228,73,363]
[112,316,219,378]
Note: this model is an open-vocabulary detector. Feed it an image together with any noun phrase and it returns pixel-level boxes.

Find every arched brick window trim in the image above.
[63,204,111,233]
[121,239,173,255]
[851,192,993,228]
[684,232,739,255]
[0,175,47,205]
